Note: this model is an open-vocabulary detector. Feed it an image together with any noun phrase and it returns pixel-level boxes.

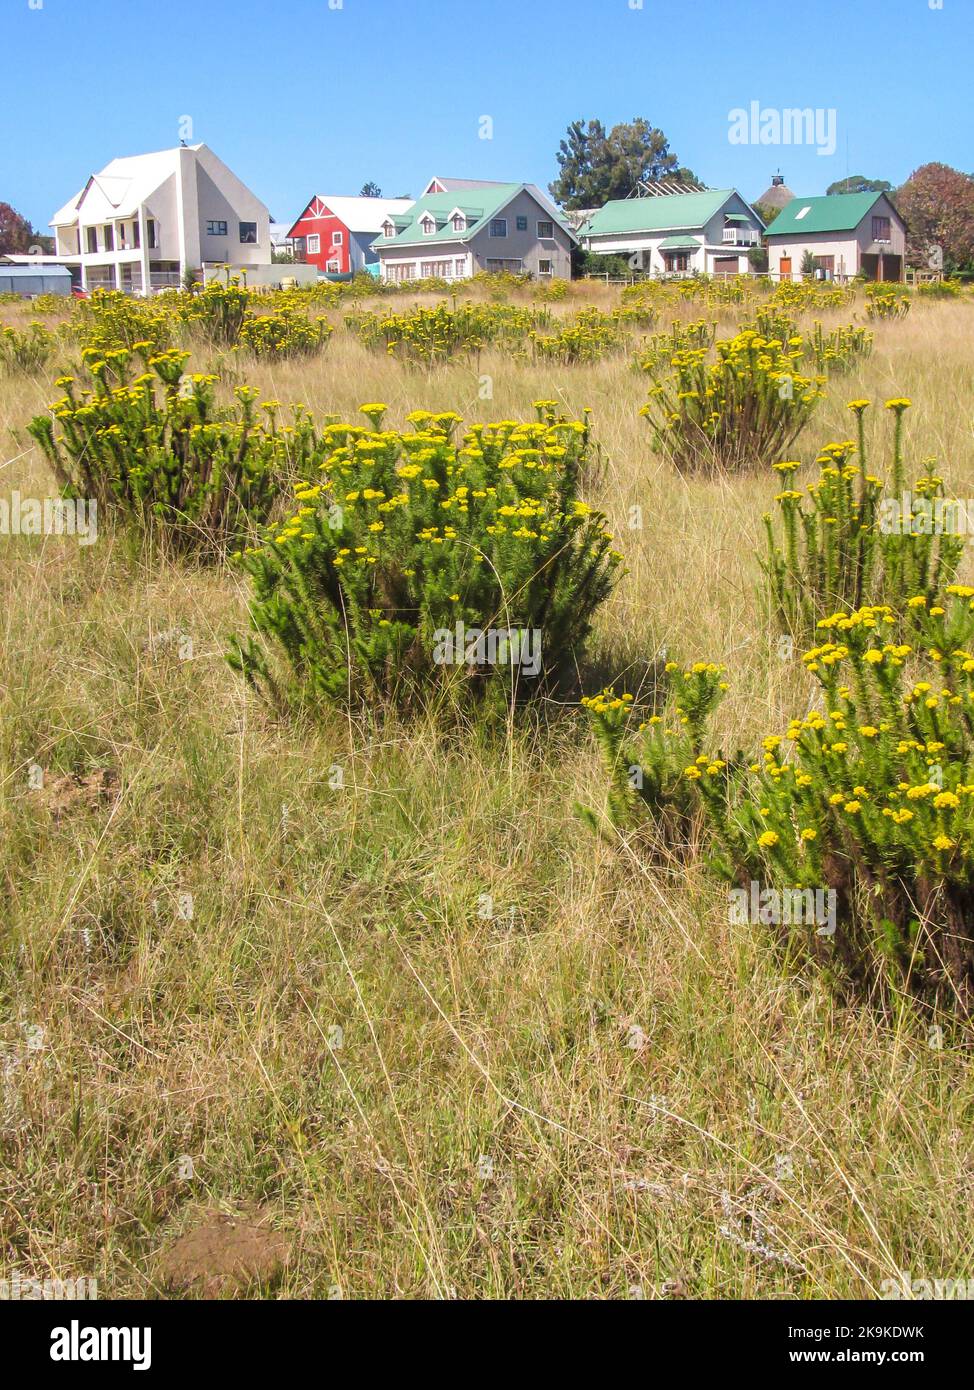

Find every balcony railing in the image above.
[722,227,760,246]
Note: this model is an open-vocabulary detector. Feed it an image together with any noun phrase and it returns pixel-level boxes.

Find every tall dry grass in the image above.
[1,287,972,1298]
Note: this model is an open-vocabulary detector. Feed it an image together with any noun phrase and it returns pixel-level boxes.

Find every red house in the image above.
[286,194,414,275]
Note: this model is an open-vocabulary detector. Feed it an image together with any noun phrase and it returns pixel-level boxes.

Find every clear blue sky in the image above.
[4,0,972,230]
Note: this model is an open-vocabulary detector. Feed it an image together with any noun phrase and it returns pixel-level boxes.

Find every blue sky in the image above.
[4,0,971,230]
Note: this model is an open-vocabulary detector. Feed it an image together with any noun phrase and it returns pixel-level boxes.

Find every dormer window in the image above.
[420,215,436,236]
[452,215,466,232]
[382,220,395,238]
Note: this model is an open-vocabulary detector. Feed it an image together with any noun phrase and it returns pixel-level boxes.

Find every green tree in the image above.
[549,118,698,209]
[826,175,893,195]
[359,182,382,198]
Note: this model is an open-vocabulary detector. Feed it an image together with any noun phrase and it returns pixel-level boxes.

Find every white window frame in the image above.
[455,258,466,277]
[326,258,341,273]
[489,218,507,238]
[452,216,466,232]
[420,216,436,236]
[538,259,553,276]
[307,233,320,255]
[332,230,343,245]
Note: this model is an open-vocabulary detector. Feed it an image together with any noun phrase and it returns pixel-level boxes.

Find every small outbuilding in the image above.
[0,262,74,297]
[763,191,906,283]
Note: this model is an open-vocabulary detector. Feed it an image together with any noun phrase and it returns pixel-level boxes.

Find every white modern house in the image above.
[763,192,907,283]
[579,187,764,276]
[50,143,271,294]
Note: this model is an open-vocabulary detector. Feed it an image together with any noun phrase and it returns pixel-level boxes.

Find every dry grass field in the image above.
[2,283,973,1299]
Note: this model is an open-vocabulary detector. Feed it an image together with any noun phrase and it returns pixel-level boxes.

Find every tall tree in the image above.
[826,175,893,195]
[549,118,698,209]
[0,202,36,255]
[897,163,974,270]
[359,182,382,198]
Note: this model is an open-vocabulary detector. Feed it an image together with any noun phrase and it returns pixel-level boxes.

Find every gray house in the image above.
[374,177,576,282]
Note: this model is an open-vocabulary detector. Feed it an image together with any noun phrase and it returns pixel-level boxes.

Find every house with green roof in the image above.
[578,188,764,278]
[764,191,906,283]
[373,177,576,283]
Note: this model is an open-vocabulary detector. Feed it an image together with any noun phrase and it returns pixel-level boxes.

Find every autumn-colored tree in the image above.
[549,118,698,210]
[896,163,974,271]
[0,202,35,255]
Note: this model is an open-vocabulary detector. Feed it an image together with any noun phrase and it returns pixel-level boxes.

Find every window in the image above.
[132,220,140,249]
[485,257,523,272]
[489,218,507,237]
[104,225,114,251]
[326,259,341,273]
[663,251,691,273]
[872,215,891,242]
[382,221,395,238]
[538,259,553,276]
[206,220,228,237]
[147,219,158,250]
[86,227,97,253]
[239,222,258,244]
[332,230,343,245]
[537,220,554,239]
[387,262,416,282]
[452,215,466,232]
[307,234,320,255]
[420,216,436,235]
[455,258,466,277]
[516,215,528,232]
[421,259,452,277]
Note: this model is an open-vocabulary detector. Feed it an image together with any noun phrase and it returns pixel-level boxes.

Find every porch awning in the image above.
[658,235,701,250]
[724,213,750,223]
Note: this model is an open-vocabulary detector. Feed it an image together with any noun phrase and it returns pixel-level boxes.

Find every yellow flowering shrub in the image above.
[27,352,301,555]
[228,402,623,711]
[763,399,963,637]
[584,595,974,1015]
[0,321,57,374]
[236,308,332,359]
[641,328,825,475]
[578,662,730,848]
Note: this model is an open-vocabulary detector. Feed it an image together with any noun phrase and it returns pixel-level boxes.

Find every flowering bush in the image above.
[27,351,301,555]
[176,279,250,345]
[73,289,173,357]
[237,308,332,359]
[641,329,825,475]
[769,281,855,312]
[763,399,963,637]
[0,321,56,374]
[635,319,716,377]
[228,402,623,712]
[806,320,873,374]
[578,662,730,849]
[582,593,974,1015]
[865,284,911,320]
[529,309,628,363]
[346,302,549,365]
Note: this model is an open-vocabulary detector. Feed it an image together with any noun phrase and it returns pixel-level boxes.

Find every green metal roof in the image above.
[658,235,702,250]
[724,213,750,223]
[379,185,521,248]
[765,191,888,237]
[580,189,740,236]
